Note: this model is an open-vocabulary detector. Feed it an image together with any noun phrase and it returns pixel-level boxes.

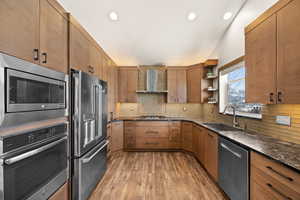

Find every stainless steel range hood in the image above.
[136,68,167,93]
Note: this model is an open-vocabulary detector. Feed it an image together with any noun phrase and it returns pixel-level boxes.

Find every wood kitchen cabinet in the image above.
[49,182,68,200]
[192,125,205,164]
[245,15,277,104]
[0,0,68,73]
[250,151,300,200]
[167,68,187,103]
[277,0,300,104]
[168,121,181,149]
[118,68,138,103]
[40,0,68,74]
[187,66,206,103]
[204,129,218,182]
[181,122,193,152]
[110,121,124,153]
[245,0,300,104]
[0,0,39,63]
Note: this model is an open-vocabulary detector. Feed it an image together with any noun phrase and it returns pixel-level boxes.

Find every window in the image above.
[219,61,262,119]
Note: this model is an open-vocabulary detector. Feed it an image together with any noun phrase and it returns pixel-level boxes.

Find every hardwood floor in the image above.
[89,152,227,200]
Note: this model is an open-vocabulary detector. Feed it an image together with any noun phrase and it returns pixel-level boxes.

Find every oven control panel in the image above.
[1,123,67,154]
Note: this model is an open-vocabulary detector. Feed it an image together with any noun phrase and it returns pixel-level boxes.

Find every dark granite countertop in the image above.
[112,117,300,172]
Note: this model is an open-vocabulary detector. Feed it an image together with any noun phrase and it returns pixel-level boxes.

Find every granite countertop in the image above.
[111,117,300,172]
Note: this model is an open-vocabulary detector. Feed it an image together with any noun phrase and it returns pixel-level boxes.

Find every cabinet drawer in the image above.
[124,121,136,127]
[135,121,168,127]
[168,121,181,127]
[136,127,169,138]
[135,137,169,149]
[251,152,300,193]
[251,165,300,200]
[124,127,136,135]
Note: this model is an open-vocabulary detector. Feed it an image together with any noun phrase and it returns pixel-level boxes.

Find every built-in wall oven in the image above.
[0,52,68,128]
[0,122,69,200]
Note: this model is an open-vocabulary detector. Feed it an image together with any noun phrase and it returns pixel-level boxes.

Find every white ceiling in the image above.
[58,0,246,66]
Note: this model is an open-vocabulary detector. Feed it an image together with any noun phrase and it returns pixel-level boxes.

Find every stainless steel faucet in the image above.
[222,105,240,128]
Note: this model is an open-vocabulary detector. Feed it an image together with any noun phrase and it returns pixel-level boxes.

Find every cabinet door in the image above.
[70,23,89,72]
[102,56,109,81]
[187,68,202,103]
[245,15,277,104]
[49,182,68,200]
[204,130,219,181]
[89,44,100,76]
[118,69,128,103]
[111,121,124,152]
[40,0,68,73]
[277,0,300,104]
[127,69,138,103]
[0,0,39,63]
[177,69,187,103]
[167,69,178,103]
[182,122,193,152]
[169,127,181,148]
[192,125,201,160]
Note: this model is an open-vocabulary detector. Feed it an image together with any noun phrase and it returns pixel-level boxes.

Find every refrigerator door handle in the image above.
[82,140,109,164]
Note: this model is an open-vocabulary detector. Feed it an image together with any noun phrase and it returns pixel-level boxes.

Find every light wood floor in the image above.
[89,152,227,200]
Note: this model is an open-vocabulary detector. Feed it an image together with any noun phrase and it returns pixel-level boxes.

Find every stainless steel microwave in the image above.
[0,52,68,128]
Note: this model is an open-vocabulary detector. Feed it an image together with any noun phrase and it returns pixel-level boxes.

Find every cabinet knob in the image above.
[278,92,283,103]
[269,93,274,103]
[42,53,47,64]
[33,49,39,61]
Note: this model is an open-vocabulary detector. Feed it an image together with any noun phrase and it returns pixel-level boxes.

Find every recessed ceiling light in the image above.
[109,11,119,21]
[223,12,233,20]
[187,12,197,21]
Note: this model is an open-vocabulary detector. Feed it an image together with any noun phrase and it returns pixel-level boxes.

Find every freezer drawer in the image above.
[72,140,108,200]
[218,137,249,200]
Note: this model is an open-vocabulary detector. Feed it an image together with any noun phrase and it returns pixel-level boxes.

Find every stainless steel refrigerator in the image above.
[71,69,108,200]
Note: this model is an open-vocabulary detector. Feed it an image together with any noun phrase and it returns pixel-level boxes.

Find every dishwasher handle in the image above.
[220,143,242,159]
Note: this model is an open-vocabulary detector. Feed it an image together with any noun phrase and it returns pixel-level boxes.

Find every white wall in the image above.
[210,0,279,66]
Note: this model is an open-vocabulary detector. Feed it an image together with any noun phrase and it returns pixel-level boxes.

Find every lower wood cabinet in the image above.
[203,129,219,182]
[182,122,193,152]
[110,121,124,153]
[192,125,205,164]
[124,121,181,150]
[250,152,300,200]
[49,182,68,200]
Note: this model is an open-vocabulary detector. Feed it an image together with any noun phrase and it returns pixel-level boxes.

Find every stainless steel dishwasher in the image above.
[219,137,249,200]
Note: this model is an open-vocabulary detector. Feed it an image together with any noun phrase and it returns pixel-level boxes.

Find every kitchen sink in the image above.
[203,123,241,132]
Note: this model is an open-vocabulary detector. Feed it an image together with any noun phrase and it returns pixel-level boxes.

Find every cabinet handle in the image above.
[33,49,39,61]
[266,166,294,182]
[266,183,292,200]
[145,131,159,135]
[269,93,274,103]
[278,92,283,103]
[145,142,159,145]
[42,52,47,64]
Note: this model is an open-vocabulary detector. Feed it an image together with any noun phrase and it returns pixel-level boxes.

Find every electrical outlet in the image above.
[276,116,291,126]
[183,107,187,112]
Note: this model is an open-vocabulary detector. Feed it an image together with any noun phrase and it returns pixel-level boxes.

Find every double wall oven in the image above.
[0,122,69,200]
[0,52,68,128]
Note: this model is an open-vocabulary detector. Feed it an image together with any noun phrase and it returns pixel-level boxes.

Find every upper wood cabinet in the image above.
[187,66,206,103]
[245,0,300,104]
[40,0,68,74]
[0,0,39,64]
[0,0,68,73]
[118,68,138,103]
[167,68,187,103]
[277,0,300,104]
[245,15,277,104]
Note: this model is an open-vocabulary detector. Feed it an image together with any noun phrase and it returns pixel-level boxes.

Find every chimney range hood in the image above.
[136,68,168,93]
